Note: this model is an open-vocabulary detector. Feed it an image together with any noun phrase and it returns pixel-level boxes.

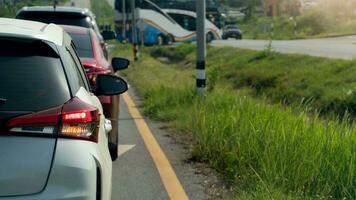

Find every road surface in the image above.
[70,0,216,199]
[212,36,356,60]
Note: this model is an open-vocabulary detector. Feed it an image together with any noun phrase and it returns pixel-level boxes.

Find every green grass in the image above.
[114,43,356,199]
[0,0,68,18]
[238,13,356,40]
[149,44,356,120]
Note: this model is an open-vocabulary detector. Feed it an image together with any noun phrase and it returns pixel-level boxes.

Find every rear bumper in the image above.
[0,139,112,200]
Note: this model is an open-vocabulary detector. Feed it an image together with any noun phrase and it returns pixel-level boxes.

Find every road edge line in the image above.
[122,92,189,200]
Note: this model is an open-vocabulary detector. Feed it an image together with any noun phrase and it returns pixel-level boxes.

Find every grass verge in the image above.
[113,43,356,199]
[150,44,356,119]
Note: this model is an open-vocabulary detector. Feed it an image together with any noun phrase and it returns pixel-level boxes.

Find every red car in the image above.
[62,25,129,161]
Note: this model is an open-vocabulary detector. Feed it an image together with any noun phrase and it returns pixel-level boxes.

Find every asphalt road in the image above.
[212,36,356,60]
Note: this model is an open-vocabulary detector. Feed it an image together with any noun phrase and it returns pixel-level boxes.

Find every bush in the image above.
[150,43,195,62]
[297,9,331,35]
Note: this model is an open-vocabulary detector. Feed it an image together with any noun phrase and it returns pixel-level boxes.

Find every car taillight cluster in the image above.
[83,64,112,88]
[6,98,100,143]
[83,64,111,75]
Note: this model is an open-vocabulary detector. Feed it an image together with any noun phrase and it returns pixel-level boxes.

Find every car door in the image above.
[64,42,113,193]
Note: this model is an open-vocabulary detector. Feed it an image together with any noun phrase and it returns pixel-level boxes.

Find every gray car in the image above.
[0,18,127,200]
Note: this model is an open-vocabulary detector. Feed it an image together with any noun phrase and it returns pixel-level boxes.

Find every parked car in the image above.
[222,25,242,40]
[0,18,128,199]
[16,6,110,58]
[62,25,129,161]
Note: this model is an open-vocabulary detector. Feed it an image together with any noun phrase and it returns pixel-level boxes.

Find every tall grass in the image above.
[116,43,356,199]
[149,45,356,119]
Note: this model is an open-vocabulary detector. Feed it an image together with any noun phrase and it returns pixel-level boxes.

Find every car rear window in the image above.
[0,39,71,112]
[17,12,92,28]
[68,33,94,58]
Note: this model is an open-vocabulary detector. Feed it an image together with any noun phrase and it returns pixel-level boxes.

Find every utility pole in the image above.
[53,0,58,9]
[122,0,126,41]
[196,0,206,96]
[131,0,138,61]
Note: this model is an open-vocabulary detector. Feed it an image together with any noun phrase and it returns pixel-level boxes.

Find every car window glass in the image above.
[68,44,91,90]
[0,41,70,112]
[93,33,105,59]
[61,48,86,92]
[69,33,94,58]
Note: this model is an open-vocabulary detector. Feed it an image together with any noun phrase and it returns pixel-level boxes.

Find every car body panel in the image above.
[0,137,56,196]
[0,19,113,199]
[63,25,120,160]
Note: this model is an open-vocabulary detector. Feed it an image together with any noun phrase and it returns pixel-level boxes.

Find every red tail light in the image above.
[7,106,61,135]
[83,63,112,88]
[61,98,100,142]
[7,98,100,143]
[83,63,111,75]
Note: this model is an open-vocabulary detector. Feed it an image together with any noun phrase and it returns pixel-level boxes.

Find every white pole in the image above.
[196,0,206,96]
[122,0,126,40]
[131,0,138,61]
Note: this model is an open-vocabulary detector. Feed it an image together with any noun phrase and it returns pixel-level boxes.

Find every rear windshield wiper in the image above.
[0,98,6,106]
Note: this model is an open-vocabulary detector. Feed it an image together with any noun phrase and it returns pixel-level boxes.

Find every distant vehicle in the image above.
[0,18,128,199]
[222,25,242,40]
[16,6,109,58]
[114,0,196,45]
[149,0,226,28]
[62,25,129,161]
[163,8,222,42]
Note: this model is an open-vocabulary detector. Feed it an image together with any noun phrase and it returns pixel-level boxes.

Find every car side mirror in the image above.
[112,57,129,72]
[94,75,128,96]
[101,30,116,40]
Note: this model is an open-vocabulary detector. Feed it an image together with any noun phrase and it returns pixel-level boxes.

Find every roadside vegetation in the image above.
[239,11,356,40]
[114,43,356,199]
[90,0,114,27]
[0,0,68,18]
[226,1,356,39]
[151,44,356,119]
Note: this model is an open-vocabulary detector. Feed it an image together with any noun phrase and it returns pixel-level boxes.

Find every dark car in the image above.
[62,25,129,160]
[222,25,242,40]
[16,6,110,58]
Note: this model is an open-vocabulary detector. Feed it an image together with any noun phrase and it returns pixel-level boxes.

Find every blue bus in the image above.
[114,0,198,45]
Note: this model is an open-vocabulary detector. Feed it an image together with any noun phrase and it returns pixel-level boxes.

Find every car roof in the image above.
[17,6,94,17]
[62,25,90,35]
[0,18,64,46]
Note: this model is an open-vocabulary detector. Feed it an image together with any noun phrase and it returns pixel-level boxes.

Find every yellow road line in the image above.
[122,92,189,200]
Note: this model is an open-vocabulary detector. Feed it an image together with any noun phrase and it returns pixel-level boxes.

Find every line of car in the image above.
[0,5,129,200]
